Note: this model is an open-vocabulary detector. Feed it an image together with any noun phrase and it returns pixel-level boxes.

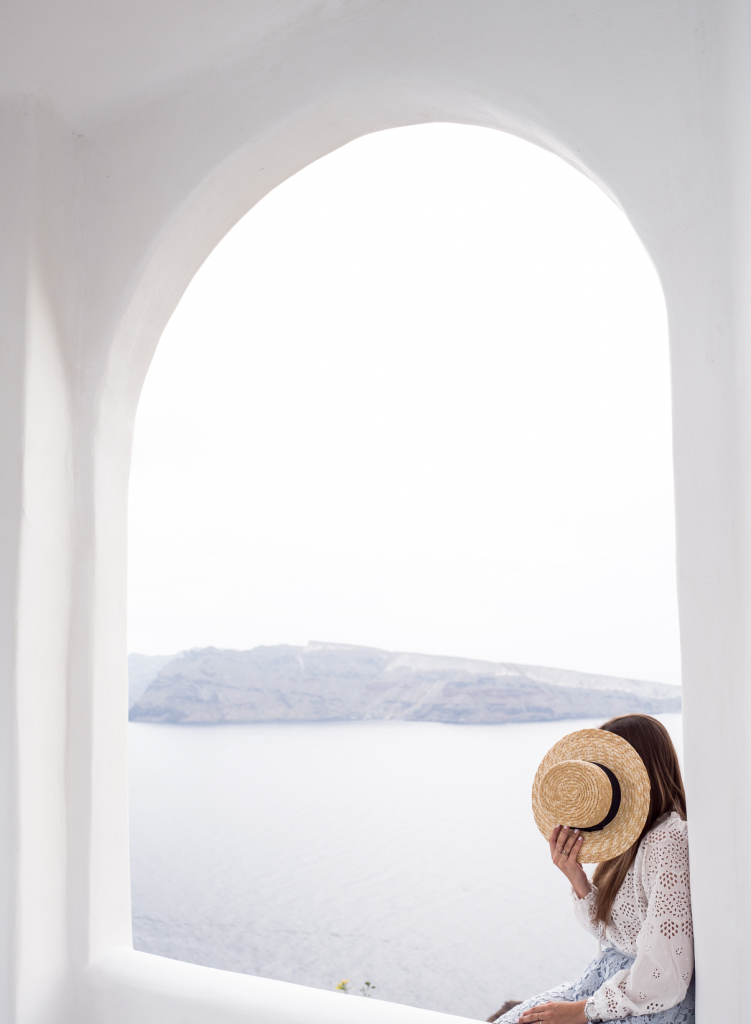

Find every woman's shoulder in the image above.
[645,810,688,839]
[642,811,688,847]
[639,812,689,874]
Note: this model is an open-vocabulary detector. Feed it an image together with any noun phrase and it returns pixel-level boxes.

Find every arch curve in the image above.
[101,84,643,433]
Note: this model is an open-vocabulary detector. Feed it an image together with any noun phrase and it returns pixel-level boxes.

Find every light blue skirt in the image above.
[496,947,695,1023]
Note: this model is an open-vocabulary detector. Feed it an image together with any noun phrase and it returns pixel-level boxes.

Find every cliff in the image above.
[128,642,681,724]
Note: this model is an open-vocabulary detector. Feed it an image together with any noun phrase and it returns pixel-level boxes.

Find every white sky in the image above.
[128,123,680,685]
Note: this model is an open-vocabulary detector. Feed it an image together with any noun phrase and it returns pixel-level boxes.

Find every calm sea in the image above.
[129,714,683,1020]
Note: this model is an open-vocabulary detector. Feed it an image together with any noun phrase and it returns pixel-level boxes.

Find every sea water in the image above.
[129,714,683,1020]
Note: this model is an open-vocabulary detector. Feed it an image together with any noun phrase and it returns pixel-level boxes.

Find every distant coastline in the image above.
[128,642,681,725]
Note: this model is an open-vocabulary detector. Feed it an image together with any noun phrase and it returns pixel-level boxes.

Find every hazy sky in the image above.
[128,123,680,685]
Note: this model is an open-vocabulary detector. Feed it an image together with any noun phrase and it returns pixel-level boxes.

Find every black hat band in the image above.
[574,762,622,832]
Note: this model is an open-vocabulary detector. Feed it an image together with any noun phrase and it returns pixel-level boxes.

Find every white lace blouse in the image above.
[571,812,693,1019]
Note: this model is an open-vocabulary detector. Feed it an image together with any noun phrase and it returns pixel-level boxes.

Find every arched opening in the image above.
[126,123,677,1018]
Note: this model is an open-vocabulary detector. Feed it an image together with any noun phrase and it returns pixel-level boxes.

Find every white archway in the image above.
[1,7,748,1024]
[90,81,739,1023]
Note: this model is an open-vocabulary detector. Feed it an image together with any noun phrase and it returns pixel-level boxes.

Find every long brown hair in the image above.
[591,714,686,925]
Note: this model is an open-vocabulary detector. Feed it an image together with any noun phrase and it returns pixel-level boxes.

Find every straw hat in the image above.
[532,728,651,863]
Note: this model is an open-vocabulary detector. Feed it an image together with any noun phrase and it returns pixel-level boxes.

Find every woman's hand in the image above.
[518,999,587,1024]
[549,825,591,900]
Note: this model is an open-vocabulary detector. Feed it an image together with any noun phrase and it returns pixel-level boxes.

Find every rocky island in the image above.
[128,642,681,725]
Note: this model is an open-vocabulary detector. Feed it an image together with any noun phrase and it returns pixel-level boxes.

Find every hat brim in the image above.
[532,728,650,863]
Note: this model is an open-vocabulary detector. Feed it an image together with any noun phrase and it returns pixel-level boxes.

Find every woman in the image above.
[497,714,694,1024]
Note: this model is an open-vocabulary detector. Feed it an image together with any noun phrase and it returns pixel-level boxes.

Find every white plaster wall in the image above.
[0,3,748,1022]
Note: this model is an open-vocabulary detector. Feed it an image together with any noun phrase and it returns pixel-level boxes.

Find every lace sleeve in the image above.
[571,882,601,940]
[591,819,693,1020]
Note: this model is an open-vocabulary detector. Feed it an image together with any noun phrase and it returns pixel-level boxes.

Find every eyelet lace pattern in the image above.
[495,947,694,1024]
[496,812,694,1023]
[585,814,693,1019]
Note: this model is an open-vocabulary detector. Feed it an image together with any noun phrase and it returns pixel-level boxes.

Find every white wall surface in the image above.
[0,3,748,1023]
